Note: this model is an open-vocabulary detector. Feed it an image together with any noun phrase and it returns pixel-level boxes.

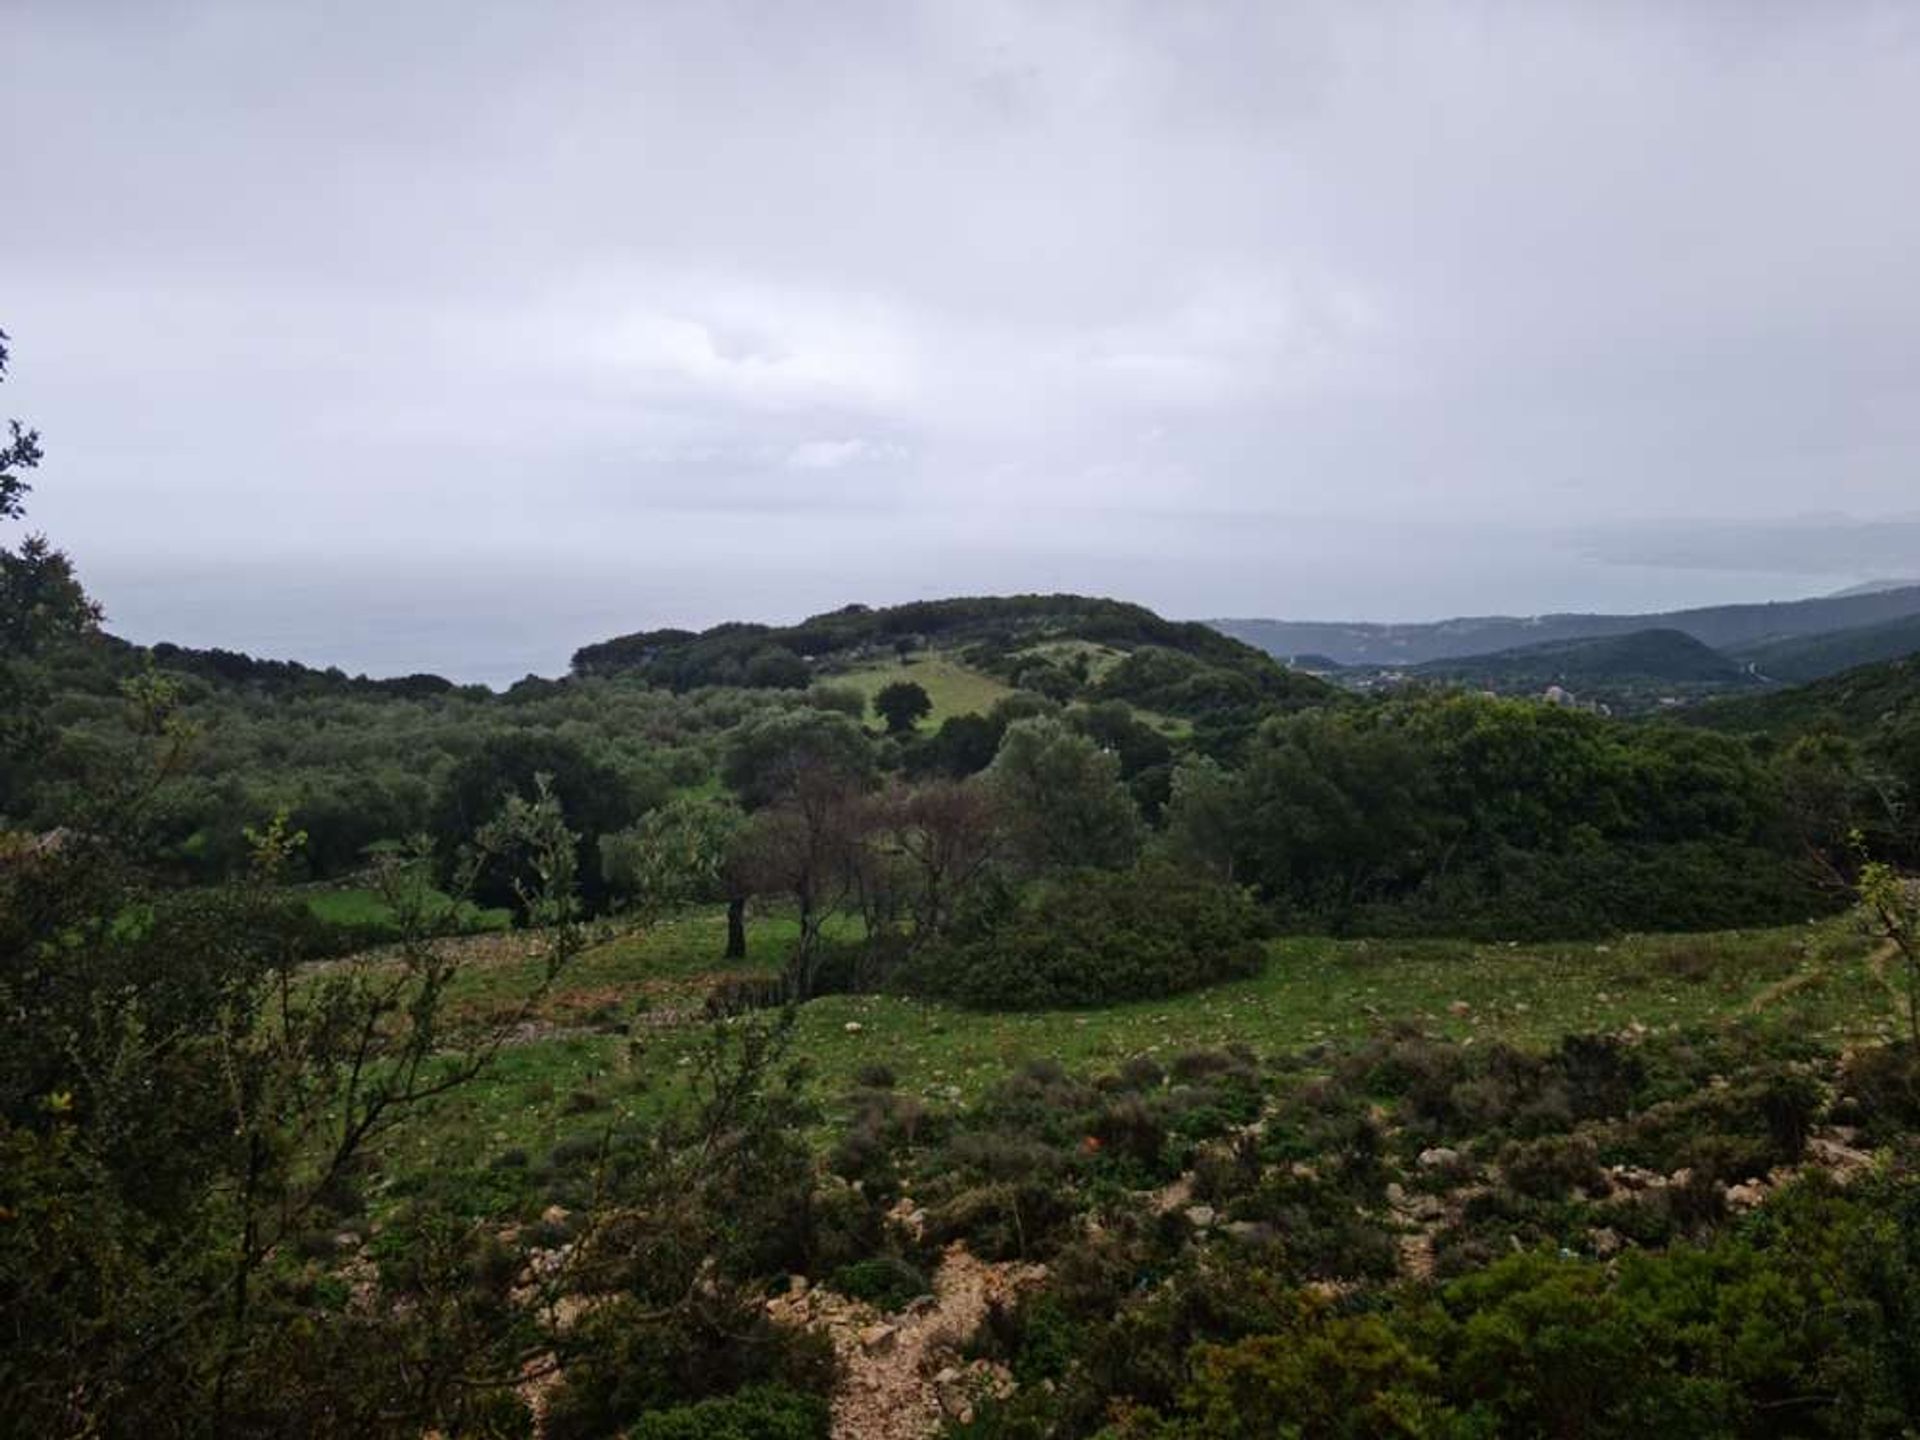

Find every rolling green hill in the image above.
[1729,611,1920,684]
[1410,627,1749,692]
[572,593,1334,719]
[1686,651,1920,741]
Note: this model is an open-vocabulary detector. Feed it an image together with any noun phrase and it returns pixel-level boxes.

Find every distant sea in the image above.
[80,523,1877,690]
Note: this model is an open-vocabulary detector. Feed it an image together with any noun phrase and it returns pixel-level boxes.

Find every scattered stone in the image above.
[860,1322,898,1353]
[1807,1134,1875,1177]
[1418,1147,1462,1169]
[844,1021,864,1034]
[1184,1204,1216,1230]
[1221,1220,1278,1246]
[1448,1000,1472,1017]
[1725,1182,1767,1210]
[1590,1227,1623,1258]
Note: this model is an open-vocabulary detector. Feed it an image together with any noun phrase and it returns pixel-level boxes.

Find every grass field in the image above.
[307,886,513,936]
[832,654,1014,730]
[386,907,1897,1208]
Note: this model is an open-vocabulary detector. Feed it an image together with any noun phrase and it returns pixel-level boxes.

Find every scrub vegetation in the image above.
[8,330,1920,1437]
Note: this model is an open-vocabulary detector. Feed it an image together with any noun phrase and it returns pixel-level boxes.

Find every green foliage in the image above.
[1688,653,1920,858]
[1730,610,1920,684]
[305,884,511,951]
[1182,1320,1444,1439]
[573,594,1330,720]
[873,679,933,734]
[1409,626,1754,708]
[625,1387,831,1440]
[1214,693,1826,937]
[930,863,1266,1009]
[0,734,586,1435]
[601,794,747,913]
[986,716,1142,873]
[0,327,43,522]
[829,1255,931,1311]
[433,730,640,912]
[721,709,876,811]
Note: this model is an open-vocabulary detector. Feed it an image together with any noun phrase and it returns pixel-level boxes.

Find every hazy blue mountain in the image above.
[1825,578,1920,598]
[1211,584,1920,667]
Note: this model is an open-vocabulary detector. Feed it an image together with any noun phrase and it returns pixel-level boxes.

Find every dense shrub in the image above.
[927,863,1266,1009]
[624,1386,831,1440]
[829,1256,930,1311]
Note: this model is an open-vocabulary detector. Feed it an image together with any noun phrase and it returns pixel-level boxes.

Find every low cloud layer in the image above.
[6,2,1918,672]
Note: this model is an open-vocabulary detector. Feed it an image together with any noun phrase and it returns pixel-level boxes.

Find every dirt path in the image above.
[1746,940,1903,1020]
[1867,939,1903,1005]
[769,1244,1046,1440]
[1746,967,1819,1016]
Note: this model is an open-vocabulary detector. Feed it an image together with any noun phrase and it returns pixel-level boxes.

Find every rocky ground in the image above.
[768,1244,1047,1440]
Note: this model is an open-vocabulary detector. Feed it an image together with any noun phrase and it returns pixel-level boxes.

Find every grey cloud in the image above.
[5,1,1919,677]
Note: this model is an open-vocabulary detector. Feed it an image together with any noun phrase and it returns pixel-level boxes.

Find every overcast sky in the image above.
[6,2,1919,680]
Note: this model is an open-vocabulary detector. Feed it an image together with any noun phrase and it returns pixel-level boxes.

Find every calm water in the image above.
[77,516,1880,689]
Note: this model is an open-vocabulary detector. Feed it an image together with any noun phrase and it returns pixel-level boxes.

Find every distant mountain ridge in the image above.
[1211,583,1920,668]
[1410,628,1750,689]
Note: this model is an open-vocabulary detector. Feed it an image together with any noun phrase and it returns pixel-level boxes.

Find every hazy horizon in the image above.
[8,3,1920,684]
[79,537,1918,689]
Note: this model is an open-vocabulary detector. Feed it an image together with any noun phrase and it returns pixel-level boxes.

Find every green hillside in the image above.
[1396,627,1759,710]
[1730,611,1920,683]
[572,593,1333,719]
[1411,627,1746,687]
[1686,651,1920,741]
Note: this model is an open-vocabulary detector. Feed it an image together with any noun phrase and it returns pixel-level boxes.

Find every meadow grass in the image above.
[387,908,1895,1206]
[832,654,1014,729]
[308,885,512,934]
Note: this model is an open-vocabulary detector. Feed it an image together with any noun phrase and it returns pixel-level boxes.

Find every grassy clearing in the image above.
[832,654,1013,730]
[386,910,1894,1208]
[307,886,512,935]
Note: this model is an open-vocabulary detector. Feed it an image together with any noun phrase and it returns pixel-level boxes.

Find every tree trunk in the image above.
[725,895,747,960]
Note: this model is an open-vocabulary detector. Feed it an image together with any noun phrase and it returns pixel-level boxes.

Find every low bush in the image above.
[829,1256,931,1312]
[925,863,1267,1009]
[624,1385,831,1440]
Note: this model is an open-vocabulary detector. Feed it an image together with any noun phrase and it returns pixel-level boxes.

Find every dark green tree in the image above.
[432,731,636,913]
[721,709,877,994]
[0,328,44,523]
[872,679,932,734]
[0,327,102,818]
[985,716,1141,874]
[601,793,754,957]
